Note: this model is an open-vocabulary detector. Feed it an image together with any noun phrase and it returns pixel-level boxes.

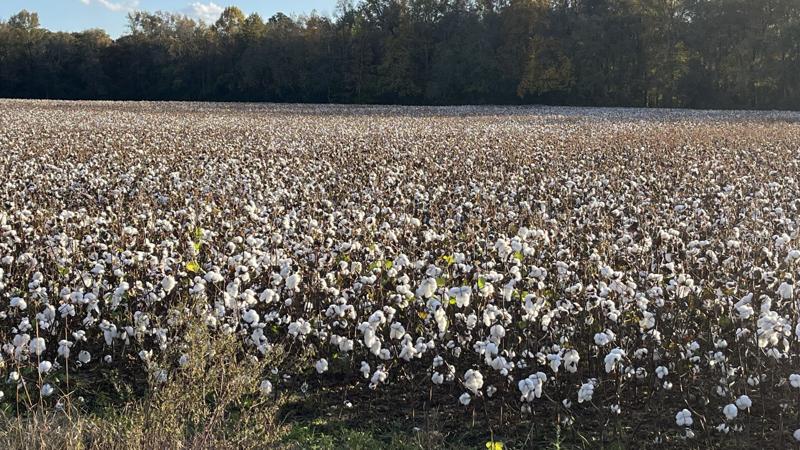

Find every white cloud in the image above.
[80,0,140,12]
[183,2,224,23]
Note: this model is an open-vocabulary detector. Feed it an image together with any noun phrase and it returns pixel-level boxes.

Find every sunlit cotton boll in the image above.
[604,348,625,373]
[161,275,177,293]
[676,409,693,427]
[459,392,471,405]
[790,374,800,388]
[10,297,27,310]
[464,369,484,394]
[286,273,302,291]
[38,360,52,374]
[29,337,46,356]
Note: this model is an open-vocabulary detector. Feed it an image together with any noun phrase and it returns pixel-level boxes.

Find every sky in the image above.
[0,1,338,37]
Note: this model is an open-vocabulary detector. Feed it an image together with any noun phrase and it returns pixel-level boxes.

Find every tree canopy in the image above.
[1,1,799,109]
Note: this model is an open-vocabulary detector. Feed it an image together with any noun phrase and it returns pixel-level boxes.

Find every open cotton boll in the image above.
[448,286,471,308]
[161,275,177,293]
[723,404,738,420]
[735,395,752,410]
[603,348,625,373]
[459,392,471,406]
[29,337,46,356]
[38,360,52,374]
[242,309,259,324]
[203,271,224,283]
[78,350,92,364]
[577,382,594,403]
[416,278,437,298]
[40,383,54,397]
[259,380,273,396]
[463,369,483,394]
[10,297,27,310]
[286,273,302,291]
[675,409,693,427]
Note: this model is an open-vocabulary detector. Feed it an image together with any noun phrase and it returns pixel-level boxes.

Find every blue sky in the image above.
[0,1,338,37]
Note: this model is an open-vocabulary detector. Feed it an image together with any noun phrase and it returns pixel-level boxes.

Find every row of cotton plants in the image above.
[1,99,799,445]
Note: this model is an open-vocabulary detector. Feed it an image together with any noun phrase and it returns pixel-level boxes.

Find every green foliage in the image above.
[1,1,799,108]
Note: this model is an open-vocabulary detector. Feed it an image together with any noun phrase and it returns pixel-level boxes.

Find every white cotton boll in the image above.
[790,374,800,388]
[360,361,370,379]
[260,380,273,396]
[794,429,800,442]
[40,384,54,397]
[390,322,405,340]
[78,350,91,364]
[8,371,20,383]
[517,372,547,402]
[547,353,561,373]
[416,278,437,298]
[448,286,471,308]
[286,273,302,291]
[57,340,72,358]
[563,349,579,373]
[459,392,471,405]
[490,324,505,340]
[10,297,27,310]
[656,366,668,379]
[38,361,52,374]
[242,309,259,324]
[434,308,448,333]
[260,288,278,304]
[432,372,444,384]
[778,282,794,300]
[370,368,388,387]
[577,382,594,403]
[594,332,610,346]
[315,358,328,374]
[735,395,752,410]
[29,337,46,356]
[204,271,224,283]
[723,404,738,420]
[675,409,693,427]
[463,369,484,394]
[161,275,176,293]
[604,348,625,373]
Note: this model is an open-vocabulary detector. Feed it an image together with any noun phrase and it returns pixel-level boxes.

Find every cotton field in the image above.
[1,100,800,447]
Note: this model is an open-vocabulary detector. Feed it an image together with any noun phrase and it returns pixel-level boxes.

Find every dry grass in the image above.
[0,302,286,450]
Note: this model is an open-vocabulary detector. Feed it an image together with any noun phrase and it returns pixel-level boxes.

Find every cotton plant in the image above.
[0,101,800,444]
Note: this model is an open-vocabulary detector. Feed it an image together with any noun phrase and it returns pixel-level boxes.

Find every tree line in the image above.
[1,1,799,109]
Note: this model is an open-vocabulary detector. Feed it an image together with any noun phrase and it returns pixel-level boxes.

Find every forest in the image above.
[0,0,799,109]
